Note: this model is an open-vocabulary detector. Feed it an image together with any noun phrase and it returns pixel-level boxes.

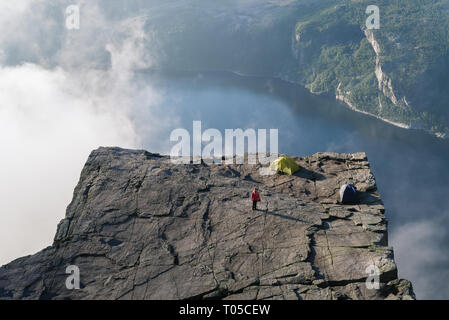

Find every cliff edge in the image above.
[0,147,415,300]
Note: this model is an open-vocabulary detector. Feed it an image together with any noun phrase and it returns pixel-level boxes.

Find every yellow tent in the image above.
[269,156,300,175]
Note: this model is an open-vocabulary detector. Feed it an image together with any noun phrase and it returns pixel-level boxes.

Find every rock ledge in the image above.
[0,147,415,300]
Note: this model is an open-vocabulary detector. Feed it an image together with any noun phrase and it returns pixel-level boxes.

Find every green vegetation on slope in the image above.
[292,0,449,136]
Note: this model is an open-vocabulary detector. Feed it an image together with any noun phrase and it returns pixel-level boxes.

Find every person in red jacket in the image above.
[251,187,261,210]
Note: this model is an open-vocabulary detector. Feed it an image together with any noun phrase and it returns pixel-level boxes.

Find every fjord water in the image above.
[144,71,449,299]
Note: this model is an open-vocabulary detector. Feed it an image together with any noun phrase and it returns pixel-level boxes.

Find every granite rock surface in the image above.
[0,147,415,300]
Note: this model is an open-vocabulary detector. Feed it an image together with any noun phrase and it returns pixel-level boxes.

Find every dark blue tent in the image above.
[340,184,358,204]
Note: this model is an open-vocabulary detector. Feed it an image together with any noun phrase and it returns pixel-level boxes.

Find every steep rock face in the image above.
[0,147,414,300]
[364,30,409,109]
[364,30,396,105]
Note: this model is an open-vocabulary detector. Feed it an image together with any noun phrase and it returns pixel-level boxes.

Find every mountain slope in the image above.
[290,0,449,136]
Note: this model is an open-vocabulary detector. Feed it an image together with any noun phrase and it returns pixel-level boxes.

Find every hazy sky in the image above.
[0,0,182,265]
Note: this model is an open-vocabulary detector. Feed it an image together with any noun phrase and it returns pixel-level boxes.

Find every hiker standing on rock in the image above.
[251,187,261,211]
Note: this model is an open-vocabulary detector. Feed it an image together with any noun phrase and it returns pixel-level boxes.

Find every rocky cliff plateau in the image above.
[0,147,415,300]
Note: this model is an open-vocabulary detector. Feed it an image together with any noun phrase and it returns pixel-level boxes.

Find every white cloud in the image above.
[0,2,177,265]
[0,63,139,265]
[391,220,449,299]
